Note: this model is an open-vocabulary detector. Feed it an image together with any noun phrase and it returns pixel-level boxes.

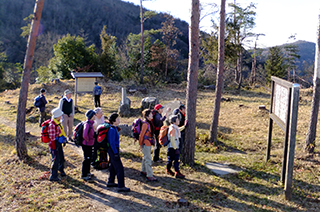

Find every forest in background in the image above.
[0,0,316,91]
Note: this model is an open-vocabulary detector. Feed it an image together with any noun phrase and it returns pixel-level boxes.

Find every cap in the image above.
[154,104,164,110]
[64,89,72,95]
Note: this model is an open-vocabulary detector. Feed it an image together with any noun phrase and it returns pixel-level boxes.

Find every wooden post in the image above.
[285,83,300,200]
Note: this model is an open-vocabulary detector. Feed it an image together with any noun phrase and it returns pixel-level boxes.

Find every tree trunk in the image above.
[140,0,144,84]
[16,0,45,160]
[182,0,200,165]
[209,0,226,144]
[305,15,320,153]
[251,39,257,85]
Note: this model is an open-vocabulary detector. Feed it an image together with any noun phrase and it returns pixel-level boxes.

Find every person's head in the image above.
[142,109,153,121]
[86,110,96,121]
[170,115,179,125]
[164,119,170,126]
[64,89,72,99]
[40,88,46,95]
[95,81,98,85]
[94,107,103,119]
[52,108,64,121]
[109,113,120,126]
[179,104,186,114]
[154,104,164,114]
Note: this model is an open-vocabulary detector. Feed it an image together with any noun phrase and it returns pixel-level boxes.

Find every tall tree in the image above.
[305,16,320,153]
[183,0,200,165]
[161,14,181,81]
[265,46,286,80]
[209,0,226,145]
[226,2,256,89]
[250,33,264,85]
[284,35,300,82]
[16,0,45,159]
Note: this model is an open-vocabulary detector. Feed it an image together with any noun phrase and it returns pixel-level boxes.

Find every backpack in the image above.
[41,119,54,143]
[95,86,102,95]
[131,118,142,140]
[92,149,109,170]
[96,122,111,148]
[34,95,41,107]
[159,125,170,146]
[73,122,84,147]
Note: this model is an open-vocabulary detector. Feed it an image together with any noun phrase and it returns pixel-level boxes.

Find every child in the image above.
[107,113,130,192]
[139,109,158,182]
[48,108,67,181]
[81,110,96,182]
[167,115,185,179]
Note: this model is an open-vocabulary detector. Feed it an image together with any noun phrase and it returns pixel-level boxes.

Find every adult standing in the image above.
[35,88,48,127]
[48,108,67,181]
[152,104,171,162]
[173,104,186,152]
[58,89,74,142]
[107,113,130,192]
[139,109,158,182]
[93,81,102,108]
[81,110,96,182]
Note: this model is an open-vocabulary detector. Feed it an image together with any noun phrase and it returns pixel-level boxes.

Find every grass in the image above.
[0,80,320,211]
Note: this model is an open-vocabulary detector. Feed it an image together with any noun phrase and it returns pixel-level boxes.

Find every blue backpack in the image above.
[34,95,41,107]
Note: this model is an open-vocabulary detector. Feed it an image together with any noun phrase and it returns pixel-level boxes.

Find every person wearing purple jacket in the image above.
[152,104,171,162]
[81,110,96,182]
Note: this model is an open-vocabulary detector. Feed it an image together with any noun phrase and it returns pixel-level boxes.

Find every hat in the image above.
[86,110,96,119]
[154,104,164,110]
[64,89,72,95]
[52,108,64,118]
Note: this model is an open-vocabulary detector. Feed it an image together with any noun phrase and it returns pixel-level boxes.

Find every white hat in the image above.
[64,89,72,95]
[52,108,64,118]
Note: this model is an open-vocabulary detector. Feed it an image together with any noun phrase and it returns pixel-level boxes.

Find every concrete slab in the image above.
[205,162,241,176]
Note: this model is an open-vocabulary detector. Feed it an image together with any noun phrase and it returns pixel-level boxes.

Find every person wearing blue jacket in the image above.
[37,88,48,127]
[107,113,130,192]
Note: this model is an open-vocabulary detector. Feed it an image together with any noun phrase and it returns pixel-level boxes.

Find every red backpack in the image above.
[41,119,55,143]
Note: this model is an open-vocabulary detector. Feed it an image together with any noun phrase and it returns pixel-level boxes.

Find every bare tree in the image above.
[16,0,45,159]
[209,0,226,145]
[250,33,265,85]
[183,0,200,165]
[305,15,320,153]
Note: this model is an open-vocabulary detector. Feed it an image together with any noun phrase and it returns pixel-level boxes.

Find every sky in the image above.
[123,0,320,48]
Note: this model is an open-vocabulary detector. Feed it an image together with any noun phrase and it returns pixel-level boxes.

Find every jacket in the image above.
[82,120,95,146]
[48,119,62,150]
[153,111,166,131]
[107,126,120,154]
[39,94,47,112]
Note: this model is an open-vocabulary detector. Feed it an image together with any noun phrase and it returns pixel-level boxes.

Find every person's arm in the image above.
[83,122,89,143]
[139,123,148,146]
[179,125,185,132]
[107,127,118,154]
[58,98,63,111]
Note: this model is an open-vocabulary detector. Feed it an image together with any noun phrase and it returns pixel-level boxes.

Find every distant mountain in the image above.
[259,40,315,71]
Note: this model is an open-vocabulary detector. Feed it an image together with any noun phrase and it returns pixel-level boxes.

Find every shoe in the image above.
[60,171,67,177]
[49,177,61,182]
[88,173,95,178]
[107,183,118,187]
[140,172,147,177]
[117,187,131,192]
[69,137,74,143]
[146,176,158,182]
[154,158,163,163]
[81,176,94,183]
[175,171,185,179]
[166,169,175,176]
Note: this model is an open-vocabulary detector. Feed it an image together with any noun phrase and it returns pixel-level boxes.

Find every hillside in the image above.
[0,0,189,65]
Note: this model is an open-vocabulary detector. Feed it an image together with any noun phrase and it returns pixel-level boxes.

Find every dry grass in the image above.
[0,81,320,211]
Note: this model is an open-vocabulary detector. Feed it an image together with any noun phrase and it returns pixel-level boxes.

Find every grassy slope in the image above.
[0,80,319,211]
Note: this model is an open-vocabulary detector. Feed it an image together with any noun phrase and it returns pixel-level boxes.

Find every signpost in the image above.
[266,76,300,200]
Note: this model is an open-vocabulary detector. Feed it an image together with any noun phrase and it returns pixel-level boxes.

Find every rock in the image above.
[127,86,148,94]
[48,99,53,103]
[221,97,231,102]
[10,105,15,109]
[118,104,131,117]
[117,124,132,137]
[141,97,159,111]
[239,104,244,107]
[203,84,215,90]
[26,106,34,114]
[27,116,37,123]
[258,105,266,110]
[177,198,188,207]
[5,101,10,104]
[54,96,60,99]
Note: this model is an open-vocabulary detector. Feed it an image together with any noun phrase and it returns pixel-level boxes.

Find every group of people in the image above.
[34,85,187,193]
[139,104,187,181]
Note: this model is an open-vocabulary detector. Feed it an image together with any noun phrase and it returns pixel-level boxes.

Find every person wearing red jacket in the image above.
[48,108,67,181]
